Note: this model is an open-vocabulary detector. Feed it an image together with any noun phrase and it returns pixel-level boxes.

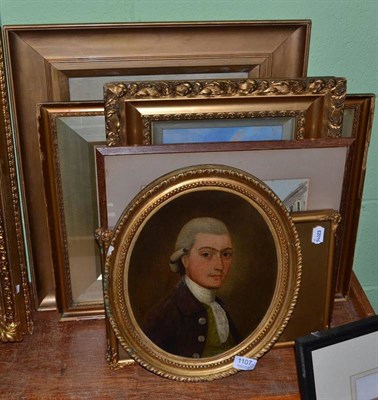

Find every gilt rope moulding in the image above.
[103,164,302,381]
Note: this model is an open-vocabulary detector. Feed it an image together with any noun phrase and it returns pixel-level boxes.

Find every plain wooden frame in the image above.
[2,21,311,310]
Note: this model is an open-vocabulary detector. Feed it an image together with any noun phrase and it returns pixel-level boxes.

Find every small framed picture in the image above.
[295,315,378,400]
[104,77,346,146]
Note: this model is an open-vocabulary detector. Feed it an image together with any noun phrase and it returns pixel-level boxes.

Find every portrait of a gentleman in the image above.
[143,217,240,358]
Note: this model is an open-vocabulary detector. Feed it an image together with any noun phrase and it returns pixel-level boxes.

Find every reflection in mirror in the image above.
[56,115,105,304]
[69,72,248,101]
[152,117,295,144]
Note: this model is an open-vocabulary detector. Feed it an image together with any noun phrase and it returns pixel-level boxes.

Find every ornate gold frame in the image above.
[104,77,346,146]
[2,21,311,310]
[117,98,305,146]
[38,101,105,318]
[102,164,302,381]
[0,34,32,341]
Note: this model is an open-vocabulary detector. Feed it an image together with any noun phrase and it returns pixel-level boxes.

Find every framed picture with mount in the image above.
[2,21,311,312]
[95,140,351,367]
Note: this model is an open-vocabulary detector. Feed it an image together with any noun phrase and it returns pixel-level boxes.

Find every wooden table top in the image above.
[0,274,374,400]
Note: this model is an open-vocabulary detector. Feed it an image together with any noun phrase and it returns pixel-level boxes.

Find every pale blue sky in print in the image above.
[162,125,283,144]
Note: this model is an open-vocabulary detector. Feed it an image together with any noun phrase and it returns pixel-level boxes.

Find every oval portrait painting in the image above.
[105,164,302,381]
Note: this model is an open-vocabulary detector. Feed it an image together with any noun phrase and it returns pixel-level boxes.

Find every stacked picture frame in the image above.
[91,75,365,379]
[0,20,375,383]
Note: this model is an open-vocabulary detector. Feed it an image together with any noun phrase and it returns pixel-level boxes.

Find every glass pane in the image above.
[341,108,356,138]
[69,72,248,101]
[56,115,105,304]
[152,117,295,144]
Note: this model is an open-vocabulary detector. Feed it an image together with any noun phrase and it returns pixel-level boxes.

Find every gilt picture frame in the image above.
[0,33,32,341]
[104,77,346,146]
[38,101,106,319]
[102,164,302,381]
[277,209,341,346]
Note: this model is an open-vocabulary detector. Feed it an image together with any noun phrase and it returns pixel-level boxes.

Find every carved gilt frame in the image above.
[104,77,347,146]
[0,34,32,341]
[102,164,302,381]
[3,21,311,310]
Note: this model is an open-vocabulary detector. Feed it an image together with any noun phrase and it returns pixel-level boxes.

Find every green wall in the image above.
[1,0,377,311]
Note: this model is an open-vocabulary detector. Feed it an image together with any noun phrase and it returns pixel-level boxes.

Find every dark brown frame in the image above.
[335,94,375,296]
[3,21,311,310]
[295,315,378,400]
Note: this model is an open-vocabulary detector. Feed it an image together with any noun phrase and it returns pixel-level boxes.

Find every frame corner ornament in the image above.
[0,320,23,343]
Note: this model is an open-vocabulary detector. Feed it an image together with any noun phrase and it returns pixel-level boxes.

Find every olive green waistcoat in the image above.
[201,304,234,358]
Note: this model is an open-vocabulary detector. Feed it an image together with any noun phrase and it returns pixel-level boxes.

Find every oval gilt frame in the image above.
[104,165,302,381]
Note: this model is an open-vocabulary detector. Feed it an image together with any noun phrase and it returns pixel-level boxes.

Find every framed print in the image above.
[335,94,375,297]
[277,209,341,345]
[96,139,352,230]
[0,34,32,341]
[104,77,346,146]
[295,315,378,400]
[103,164,302,381]
[38,102,106,319]
[3,21,311,310]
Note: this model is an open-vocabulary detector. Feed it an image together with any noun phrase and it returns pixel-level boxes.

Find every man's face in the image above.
[182,232,233,289]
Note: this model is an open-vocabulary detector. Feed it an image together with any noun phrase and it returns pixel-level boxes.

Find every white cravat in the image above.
[185,276,229,343]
